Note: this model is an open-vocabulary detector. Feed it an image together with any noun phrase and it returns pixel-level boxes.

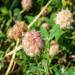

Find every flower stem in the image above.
[5,39,20,75]
[5,52,16,75]
[28,0,52,29]
[5,45,22,57]
[5,0,52,57]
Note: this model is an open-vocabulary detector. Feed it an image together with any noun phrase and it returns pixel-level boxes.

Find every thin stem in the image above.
[10,62,16,72]
[5,52,16,75]
[28,0,52,29]
[13,9,25,22]
[5,39,20,75]
[5,43,14,55]
[10,0,17,10]
[19,9,25,15]
[5,45,22,57]
[5,0,52,57]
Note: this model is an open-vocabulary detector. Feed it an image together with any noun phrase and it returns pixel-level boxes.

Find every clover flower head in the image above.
[21,0,32,11]
[22,31,44,57]
[42,23,50,30]
[7,21,28,40]
[49,40,59,56]
[55,9,73,29]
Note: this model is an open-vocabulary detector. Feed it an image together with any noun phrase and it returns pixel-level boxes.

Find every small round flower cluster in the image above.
[49,40,59,56]
[42,23,50,30]
[41,7,48,16]
[22,31,44,57]
[55,9,73,29]
[21,0,32,11]
[7,21,28,40]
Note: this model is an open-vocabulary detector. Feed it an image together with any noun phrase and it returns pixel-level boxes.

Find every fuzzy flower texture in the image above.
[49,40,59,56]
[22,31,44,57]
[55,9,73,29]
[7,21,28,40]
[21,0,32,11]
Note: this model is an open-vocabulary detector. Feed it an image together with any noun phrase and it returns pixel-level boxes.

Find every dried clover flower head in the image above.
[55,9,73,29]
[21,0,32,11]
[41,7,48,16]
[7,21,28,40]
[42,23,50,30]
[22,31,44,57]
[58,55,67,64]
[49,40,59,56]
[15,21,28,33]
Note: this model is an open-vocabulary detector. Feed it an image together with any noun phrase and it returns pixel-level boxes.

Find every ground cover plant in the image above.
[0,0,75,75]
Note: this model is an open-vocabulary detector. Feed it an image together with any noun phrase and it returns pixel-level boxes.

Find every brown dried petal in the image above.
[7,21,28,40]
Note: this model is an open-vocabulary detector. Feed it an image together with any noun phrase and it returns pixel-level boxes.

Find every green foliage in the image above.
[64,68,75,75]
[0,0,75,75]
[0,7,8,15]
[40,27,49,40]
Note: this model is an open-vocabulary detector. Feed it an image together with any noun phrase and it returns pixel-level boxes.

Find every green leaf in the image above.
[64,68,75,75]
[13,8,21,20]
[49,13,56,27]
[24,16,34,23]
[51,0,62,8]
[43,17,51,26]
[41,59,48,73]
[2,0,8,4]
[49,25,64,41]
[0,15,3,22]
[40,27,49,40]
[0,51,4,61]
[0,31,5,39]
[48,6,52,13]
[6,19,12,27]
[0,51,4,70]
[54,25,64,41]
[53,65,61,75]
[14,8,21,16]
[0,7,8,15]
[49,25,58,40]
